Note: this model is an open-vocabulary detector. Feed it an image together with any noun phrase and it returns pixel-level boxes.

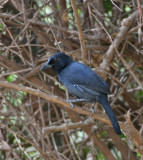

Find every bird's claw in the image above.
[70,102,74,108]
[90,106,95,115]
[66,100,74,108]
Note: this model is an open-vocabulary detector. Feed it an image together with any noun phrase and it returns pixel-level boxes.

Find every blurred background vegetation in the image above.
[0,0,143,159]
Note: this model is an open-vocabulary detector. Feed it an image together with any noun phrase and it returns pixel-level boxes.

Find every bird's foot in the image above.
[66,100,74,108]
[66,98,87,109]
[90,103,96,114]
[90,105,95,114]
[70,102,74,108]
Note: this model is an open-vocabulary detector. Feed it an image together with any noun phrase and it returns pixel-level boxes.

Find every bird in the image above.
[41,52,121,135]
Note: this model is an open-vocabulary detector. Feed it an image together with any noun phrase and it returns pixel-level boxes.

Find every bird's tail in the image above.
[100,95,121,135]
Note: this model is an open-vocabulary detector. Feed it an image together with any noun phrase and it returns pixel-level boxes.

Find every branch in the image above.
[42,119,94,134]
[0,81,110,125]
[1,79,143,156]
[100,11,139,70]
[120,110,143,157]
[70,0,87,63]
[0,12,104,41]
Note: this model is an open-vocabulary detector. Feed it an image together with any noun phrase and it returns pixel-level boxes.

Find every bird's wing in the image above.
[64,62,110,94]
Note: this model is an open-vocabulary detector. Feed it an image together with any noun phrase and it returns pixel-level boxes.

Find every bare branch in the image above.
[70,0,87,63]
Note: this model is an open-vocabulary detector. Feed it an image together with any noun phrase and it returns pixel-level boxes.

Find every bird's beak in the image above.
[40,63,52,71]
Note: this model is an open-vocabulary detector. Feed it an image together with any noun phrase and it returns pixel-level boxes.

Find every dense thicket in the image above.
[0,0,143,159]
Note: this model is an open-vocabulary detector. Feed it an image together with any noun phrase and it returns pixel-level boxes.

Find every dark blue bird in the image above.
[41,52,121,135]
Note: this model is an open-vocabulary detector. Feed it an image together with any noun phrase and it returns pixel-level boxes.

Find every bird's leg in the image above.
[66,99,76,108]
[90,103,96,114]
[69,101,74,108]
[66,98,88,108]
[66,99,88,103]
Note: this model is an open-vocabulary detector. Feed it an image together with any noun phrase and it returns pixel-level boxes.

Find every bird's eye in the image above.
[48,58,56,65]
[48,57,60,66]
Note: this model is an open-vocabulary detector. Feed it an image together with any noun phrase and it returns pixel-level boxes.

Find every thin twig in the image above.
[43,119,94,134]
[70,0,87,63]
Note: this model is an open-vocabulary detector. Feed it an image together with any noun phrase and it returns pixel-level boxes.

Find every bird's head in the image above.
[41,52,73,73]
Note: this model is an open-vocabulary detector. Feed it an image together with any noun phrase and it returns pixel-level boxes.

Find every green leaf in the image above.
[7,74,18,82]
[125,5,131,12]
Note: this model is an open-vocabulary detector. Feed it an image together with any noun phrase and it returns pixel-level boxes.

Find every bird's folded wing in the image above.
[65,62,110,94]
[74,84,100,96]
